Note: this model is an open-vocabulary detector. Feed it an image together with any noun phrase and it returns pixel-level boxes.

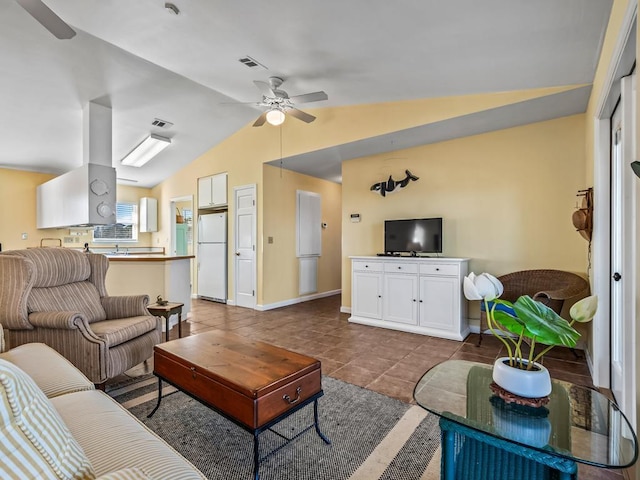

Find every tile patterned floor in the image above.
[117,294,627,480]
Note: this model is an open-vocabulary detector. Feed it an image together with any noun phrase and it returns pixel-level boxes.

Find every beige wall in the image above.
[152,86,589,305]
[342,114,589,316]
[0,168,59,251]
[0,167,153,251]
[262,164,341,305]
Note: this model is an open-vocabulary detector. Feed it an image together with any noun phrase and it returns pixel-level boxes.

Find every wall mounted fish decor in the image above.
[370,170,419,197]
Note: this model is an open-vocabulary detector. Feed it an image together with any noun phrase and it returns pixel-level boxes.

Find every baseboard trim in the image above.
[256,290,341,311]
[340,306,351,314]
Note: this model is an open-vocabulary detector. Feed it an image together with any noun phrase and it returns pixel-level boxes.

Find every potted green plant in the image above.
[464,272,597,398]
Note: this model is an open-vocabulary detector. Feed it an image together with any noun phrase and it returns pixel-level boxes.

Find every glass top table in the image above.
[413,360,638,470]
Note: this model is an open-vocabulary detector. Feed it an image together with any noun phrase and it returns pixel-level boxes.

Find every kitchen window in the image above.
[93,203,138,242]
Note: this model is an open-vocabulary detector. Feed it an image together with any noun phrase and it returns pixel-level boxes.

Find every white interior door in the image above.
[234,185,256,309]
[610,74,636,428]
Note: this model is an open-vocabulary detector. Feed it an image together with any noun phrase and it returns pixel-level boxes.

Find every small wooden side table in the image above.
[147,302,184,342]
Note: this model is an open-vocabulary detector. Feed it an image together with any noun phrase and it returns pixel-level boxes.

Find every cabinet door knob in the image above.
[413,299,416,302]
[436,267,440,271]
[365,265,369,268]
[398,266,402,270]
[378,295,382,298]
[419,300,423,303]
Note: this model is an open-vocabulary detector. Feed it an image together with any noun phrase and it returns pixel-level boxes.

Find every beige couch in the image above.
[0,339,206,479]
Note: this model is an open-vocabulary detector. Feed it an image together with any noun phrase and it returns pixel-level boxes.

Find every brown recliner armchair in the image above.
[478,269,590,347]
[0,248,161,385]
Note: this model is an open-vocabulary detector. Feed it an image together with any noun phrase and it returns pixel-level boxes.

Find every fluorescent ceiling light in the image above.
[121,134,171,167]
[266,109,285,126]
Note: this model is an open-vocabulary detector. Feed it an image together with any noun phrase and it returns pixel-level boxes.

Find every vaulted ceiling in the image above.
[0,0,613,187]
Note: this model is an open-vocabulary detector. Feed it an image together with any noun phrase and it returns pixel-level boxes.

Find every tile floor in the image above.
[115,294,628,480]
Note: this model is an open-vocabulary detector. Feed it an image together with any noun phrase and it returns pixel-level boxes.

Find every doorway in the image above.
[170,195,194,292]
[592,9,636,429]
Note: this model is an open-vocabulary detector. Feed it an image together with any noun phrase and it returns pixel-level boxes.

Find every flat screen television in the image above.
[384,218,443,254]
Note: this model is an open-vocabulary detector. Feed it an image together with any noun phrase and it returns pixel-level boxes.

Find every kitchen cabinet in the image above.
[349,256,469,340]
[198,173,227,209]
[139,197,157,233]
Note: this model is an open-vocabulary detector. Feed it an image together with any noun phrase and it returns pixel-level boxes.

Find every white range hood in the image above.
[37,102,117,228]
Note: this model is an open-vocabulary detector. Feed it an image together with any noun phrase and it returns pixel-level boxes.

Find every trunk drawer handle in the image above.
[190,366,197,379]
[283,386,302,405]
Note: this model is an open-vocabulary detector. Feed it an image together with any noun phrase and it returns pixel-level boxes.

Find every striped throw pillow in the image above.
[0,358,95,479]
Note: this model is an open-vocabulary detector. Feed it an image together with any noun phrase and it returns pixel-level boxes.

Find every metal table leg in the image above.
[147,378,163,418]
[253,430,260,480]
[314,398,331,444]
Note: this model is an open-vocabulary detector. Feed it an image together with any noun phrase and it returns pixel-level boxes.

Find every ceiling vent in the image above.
[239,56,267,69]
[152,118,174,129]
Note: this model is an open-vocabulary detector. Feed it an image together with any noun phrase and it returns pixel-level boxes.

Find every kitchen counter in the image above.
[105,256,193,322]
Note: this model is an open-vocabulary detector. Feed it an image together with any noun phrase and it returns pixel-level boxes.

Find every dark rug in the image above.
[109,375,440,480]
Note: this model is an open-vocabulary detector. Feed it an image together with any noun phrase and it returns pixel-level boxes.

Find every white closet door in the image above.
[299,257,318,295]
[296,190,321,257]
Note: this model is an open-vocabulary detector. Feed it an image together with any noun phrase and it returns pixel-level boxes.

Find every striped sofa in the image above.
[0,339,206,479]
[0,248,161,385]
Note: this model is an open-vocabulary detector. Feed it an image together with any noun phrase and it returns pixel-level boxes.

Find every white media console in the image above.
[349,256,470,340]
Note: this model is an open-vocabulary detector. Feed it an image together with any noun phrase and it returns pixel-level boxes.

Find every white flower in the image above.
[463,272,504,301]
[570,295,598,323]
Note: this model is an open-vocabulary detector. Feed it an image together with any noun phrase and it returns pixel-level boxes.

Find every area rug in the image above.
[108,375,441,480]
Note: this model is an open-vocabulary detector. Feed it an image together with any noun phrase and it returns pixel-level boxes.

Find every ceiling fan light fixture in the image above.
[266,109,285,126]
[121,134,171,167]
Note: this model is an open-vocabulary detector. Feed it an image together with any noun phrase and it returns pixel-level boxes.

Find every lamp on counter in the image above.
[121,134,171,167]
[631,161,640,178]
[266,109,286,126]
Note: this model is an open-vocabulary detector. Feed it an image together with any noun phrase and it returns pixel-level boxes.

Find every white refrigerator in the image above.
[197,212,227,303]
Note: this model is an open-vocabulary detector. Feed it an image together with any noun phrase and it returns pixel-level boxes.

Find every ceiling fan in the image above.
[16,0,76,39]
[251,77,328,127]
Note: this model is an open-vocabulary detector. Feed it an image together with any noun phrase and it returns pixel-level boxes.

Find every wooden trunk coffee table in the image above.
[148,330,330,479]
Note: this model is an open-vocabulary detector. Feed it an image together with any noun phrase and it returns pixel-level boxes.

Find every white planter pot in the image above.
[492,357,552,398]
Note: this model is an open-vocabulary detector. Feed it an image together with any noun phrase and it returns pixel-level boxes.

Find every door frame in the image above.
[169,195,193,256]
[591,3,636,390]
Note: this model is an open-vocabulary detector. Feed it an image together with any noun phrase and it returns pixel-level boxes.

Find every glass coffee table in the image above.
[413,360,637,480]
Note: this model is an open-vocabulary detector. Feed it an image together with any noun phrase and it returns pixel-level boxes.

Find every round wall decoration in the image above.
[572,188,593,242]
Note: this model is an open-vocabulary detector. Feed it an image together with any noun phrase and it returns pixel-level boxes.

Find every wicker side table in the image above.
[440,416,577,480]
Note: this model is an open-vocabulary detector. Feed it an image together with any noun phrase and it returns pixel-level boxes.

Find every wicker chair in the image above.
[478,269,590,347]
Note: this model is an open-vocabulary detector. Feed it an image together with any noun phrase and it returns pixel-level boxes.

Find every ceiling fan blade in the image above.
[219,101,260,105]
[287,108,316,123]
[253,80,276,98]
[252,112,268,127]
[16,0,76,39]
[289,91,328,104]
